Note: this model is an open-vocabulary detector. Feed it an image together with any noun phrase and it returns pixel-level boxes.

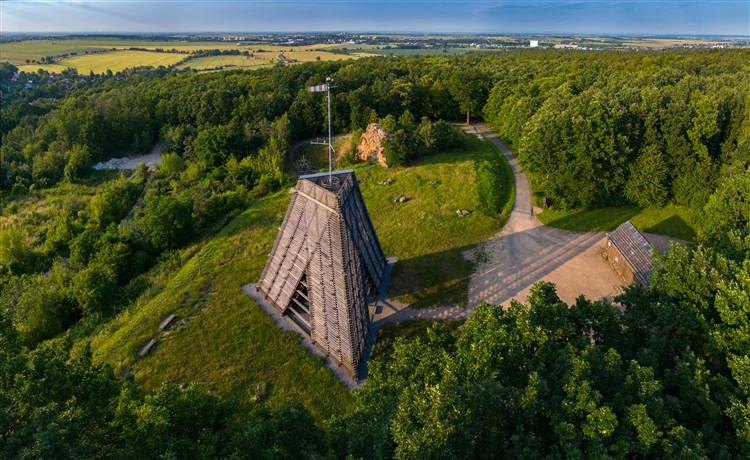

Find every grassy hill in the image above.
[88,134,513,418]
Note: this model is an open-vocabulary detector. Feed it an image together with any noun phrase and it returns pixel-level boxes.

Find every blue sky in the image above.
[2,1,749,36]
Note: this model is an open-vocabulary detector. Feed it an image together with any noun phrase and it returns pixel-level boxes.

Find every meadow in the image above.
[176,54,272,70]
[86,133,513,417]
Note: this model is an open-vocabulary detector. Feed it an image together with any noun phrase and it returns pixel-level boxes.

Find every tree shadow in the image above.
[389,247,475,308]
[644,214,696,241]
[388,222,612,310]
[543,206,641,232]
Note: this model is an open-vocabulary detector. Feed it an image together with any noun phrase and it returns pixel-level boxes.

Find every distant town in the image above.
[3,32,748,51]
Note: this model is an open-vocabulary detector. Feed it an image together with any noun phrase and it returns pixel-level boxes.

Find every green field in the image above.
[0,38,335,64]
[177,55,272,70]
[87,134,512,417]
[325,44,498,56]
[17,50,187,74]
[2,37,373,74]
[537,204,698,241]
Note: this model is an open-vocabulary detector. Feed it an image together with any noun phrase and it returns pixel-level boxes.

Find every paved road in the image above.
[370,123,625,324]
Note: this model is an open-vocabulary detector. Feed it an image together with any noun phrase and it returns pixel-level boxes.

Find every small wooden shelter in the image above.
[606,221,653,288]
[256,169,387,377]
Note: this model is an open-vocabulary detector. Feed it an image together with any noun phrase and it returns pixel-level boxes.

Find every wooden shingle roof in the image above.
[256,169,387,377]
[607,221,653,288]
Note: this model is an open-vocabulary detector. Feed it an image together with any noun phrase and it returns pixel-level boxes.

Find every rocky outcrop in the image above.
[357,123,389,167]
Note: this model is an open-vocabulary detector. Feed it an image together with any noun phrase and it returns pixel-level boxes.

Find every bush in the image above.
[90,177,141,228]
[12,270,77,346]
[340,128,363,167]
[161,152,185,174]
[139,194,194,251]
[417,119,463,155]
[384,129,411,167]
[476,158,505,215]
[64,144,92,182]
[72,262,118,317]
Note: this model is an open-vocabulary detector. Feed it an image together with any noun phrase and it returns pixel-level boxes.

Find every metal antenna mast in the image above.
[308,77,336,188]
[326,77,332,184]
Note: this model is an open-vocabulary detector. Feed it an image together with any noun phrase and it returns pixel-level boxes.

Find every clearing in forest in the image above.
[88,131,511,417]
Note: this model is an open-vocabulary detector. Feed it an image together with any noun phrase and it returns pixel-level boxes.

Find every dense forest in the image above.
[2,50,750,458]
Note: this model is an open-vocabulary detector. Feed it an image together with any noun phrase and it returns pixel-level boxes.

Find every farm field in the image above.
[2,37,374,74]
[177,54,271,70]
[326,44,499,56]
[0,38,312,63]
[17,50,187,74]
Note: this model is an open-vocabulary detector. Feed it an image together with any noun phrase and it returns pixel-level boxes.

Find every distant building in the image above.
[606,221,653,288]
[530,40,539,48]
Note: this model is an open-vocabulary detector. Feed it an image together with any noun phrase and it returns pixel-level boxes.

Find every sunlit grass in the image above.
[90,191,355,418]
[88,134,513,418]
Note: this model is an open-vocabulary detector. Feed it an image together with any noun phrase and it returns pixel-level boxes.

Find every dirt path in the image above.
[371,124,625,324]
[119,142,162,170]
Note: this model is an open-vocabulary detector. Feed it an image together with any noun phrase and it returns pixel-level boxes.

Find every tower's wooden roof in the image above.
[256,170,386,377]
[607,221,653,288]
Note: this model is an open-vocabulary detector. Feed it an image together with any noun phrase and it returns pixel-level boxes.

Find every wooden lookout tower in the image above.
[256,169,387,378]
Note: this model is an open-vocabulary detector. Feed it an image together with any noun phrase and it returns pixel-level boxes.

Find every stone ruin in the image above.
[356,123,389,168]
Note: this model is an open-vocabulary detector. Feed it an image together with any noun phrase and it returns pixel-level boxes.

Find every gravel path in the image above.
[370,124,626,324]
[119,142,162,170]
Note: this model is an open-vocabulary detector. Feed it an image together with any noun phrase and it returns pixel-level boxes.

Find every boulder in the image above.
[357,123,389,167]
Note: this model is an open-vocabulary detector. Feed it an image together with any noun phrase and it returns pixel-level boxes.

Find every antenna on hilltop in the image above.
[308,77,336,188]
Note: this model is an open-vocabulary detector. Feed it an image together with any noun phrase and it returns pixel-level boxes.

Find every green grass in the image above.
[87,134,512,418]
[537,204,698,241]
[90,191,354,418]
[354,136,513,307]
[177,55,272,70]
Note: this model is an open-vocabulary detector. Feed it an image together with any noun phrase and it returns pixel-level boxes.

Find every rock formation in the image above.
[357,123,389,167]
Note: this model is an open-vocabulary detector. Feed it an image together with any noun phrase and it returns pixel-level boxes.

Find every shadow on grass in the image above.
[643,214,696,241]
[541,206,641,232]
[389,246,476,309]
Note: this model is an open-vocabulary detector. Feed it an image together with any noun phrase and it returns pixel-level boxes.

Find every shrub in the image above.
[72,262,119,317]
[139,194,194,251]
[161,152,186,174]
[64,144,92,182]
[384,129,411,167]
[476,159,505,215]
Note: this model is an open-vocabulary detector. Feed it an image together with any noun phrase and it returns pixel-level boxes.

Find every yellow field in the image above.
[18,50,186,74]
[0,38,367,65]
[176,54,272,70]
[4,37,375,74]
